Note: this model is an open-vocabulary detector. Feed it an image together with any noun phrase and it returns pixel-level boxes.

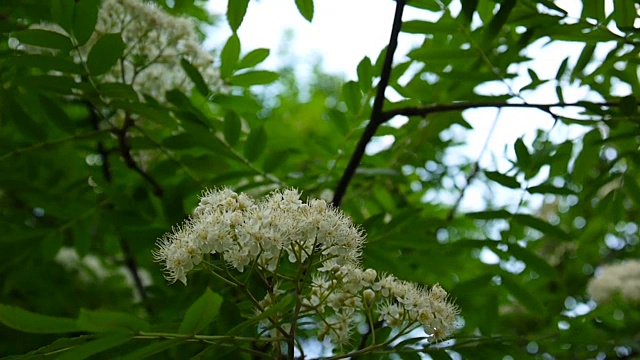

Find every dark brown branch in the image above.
[112,114,161,312]
[115,114,164,197]
[119,238,150,303]
[379,101,619,124]
[332,0,407,207]
[88,104,153,314]
[88,104,113,182]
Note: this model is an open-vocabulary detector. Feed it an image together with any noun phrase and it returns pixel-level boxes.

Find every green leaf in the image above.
[555,57,569,81]
[223,111,242,146]
[72,0,99,45]
[549,141,573,178]
[110,100,177,128]
[7,96,47,141]
[211,94,260,114]
[424,350,453,360]
[555,85,565,103]
[582,1,605,22]
[262,150,290,172]
[227,0,249,32]
[514,138,531,168]
[77,309,150,333]
[230,70,279,86]
[461,0,478,24]
[407,48,471,63]
[56,332,133,360]
[51,0,74,32]
[613,0,636,30]
[623,174,640,208]
[619,94,637,116]
[505,244,555,278]
[39,94,75,133]
[342,81,362,114]
[500,274,545,314]
[19,335,95,359]
[512,214,569,239]
[485,170,520,189]
[482,0,516,45]
[357,56,373,92]
[237,48,270,70]
[86,33,126,75]
[220,34,241,79]
[571,129,601,184]
[9,53,82,74]
[373,184,397,212]
[0,304,79,334]
[374,46,387,74]
[98,83,139,100]
[527,184,576,195]
[295,0,314,22]
[536,0,568,15]
[12,29,73,51]
[466,210,512,220]
[406,0,441,11]
[226,294,294,336]
[244,126,267,161]
[165,89,194,110]
[119,339,184,360]
[179,288,223,334]
[20,75,82,95]
[401,20,459,34]
[395,351,422,360]
[572,44,595,80]
[180,58,209,95]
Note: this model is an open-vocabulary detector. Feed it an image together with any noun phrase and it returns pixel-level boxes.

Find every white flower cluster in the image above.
[587,259,640,304]
[153,188,364,285]
[95,0,223,100]
[300,263,459,344]
[19,0,223,101]
[155,188,459,346]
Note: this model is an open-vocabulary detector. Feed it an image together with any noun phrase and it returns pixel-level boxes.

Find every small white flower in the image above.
[20,0,224,103]
[588,259,640,303]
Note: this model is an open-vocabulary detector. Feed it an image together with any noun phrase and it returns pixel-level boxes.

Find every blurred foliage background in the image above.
[0,0,639,358]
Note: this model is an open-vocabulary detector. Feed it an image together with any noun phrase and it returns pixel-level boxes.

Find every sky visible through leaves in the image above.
[205,0,631,246]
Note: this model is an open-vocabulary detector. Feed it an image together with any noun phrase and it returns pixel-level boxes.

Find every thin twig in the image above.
[115,114,164,196]
[131,124,205,187]
[88,103,113,182]
[0,129,111,162]
[446,163,480,222]
[119,238,150,304]
[332,0,407,207]
[87,103,153,313]
[446,108,502,221]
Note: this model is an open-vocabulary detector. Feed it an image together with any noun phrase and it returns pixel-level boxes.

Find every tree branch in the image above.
[379,101,619,124]
[446,163,480,222]
[115,114,164,197]
[332,97,622,207]
[332,0,406,207]
[119,238,150,305]
[88,104,113,182]
[89,105,153,314]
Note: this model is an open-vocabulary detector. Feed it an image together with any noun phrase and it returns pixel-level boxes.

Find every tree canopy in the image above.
[0,0,639,359]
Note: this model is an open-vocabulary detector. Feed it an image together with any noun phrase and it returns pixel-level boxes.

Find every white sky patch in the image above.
[206,0,426,78]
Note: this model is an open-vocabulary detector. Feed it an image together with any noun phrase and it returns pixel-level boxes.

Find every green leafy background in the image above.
[0,0,639,358]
